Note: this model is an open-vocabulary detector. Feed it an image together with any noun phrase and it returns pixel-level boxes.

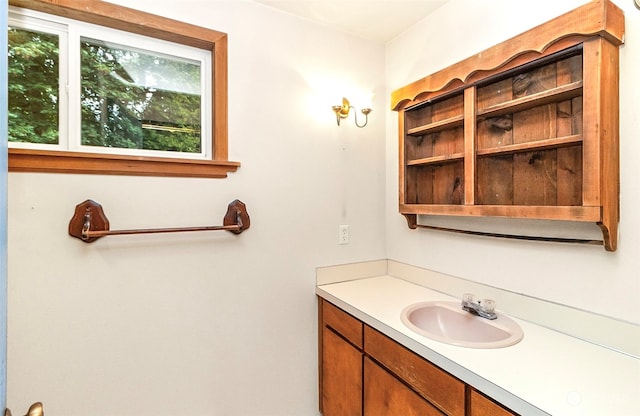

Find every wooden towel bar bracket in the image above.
[68,199,250,243]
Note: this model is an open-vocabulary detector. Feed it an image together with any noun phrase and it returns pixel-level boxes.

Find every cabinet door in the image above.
[469,389,519,416]
[322,327,362,416]
[365,326,465,416]
[364,357,442,416]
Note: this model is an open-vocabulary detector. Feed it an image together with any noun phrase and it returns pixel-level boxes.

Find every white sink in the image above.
[401,301,524,348]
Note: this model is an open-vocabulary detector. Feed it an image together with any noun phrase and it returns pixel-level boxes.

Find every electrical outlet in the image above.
[338,225,349,245]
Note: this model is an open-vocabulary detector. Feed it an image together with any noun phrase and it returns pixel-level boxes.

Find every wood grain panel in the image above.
[365,326,465,416]
[556,146,583,206]
[469,389,519,416]
[322,327,363,416]
[322,300,363,349]
[431,163,464,205]
[476,156,513,205]
[513,150,557,206]
[364,358,442,416]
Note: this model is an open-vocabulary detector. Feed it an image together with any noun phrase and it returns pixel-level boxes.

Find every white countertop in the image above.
[317,275,640,416]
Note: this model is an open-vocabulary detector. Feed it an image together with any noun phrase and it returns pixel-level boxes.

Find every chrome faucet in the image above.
[461,293,497,320]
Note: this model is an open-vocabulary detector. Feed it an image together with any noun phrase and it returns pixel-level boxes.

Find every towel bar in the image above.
[68,199,250,243]
[414,223,603,246]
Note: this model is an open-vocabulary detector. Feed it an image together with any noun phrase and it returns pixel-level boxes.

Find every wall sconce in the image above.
[332,97,372,128]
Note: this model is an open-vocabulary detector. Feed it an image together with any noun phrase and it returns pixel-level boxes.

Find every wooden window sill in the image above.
[8,149,240,178]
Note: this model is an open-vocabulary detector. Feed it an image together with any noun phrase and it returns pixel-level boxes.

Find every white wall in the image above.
[1,0,9,411]
[385,0,640,325]
[7,1,386,414]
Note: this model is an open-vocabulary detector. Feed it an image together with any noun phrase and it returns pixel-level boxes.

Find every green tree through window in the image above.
[8,28,202,154]
[8,27,59,145]
[80,39,202,153]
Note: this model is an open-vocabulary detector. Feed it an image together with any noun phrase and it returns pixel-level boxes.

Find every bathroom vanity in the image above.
[320,298,515,416]
[316,273,638,416]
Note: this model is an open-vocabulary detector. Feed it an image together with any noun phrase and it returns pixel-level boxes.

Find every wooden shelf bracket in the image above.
[68,199,250,243]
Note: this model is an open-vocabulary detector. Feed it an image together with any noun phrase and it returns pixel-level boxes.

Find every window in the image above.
[9,15,210,158]
[8,23,61,147]
[8,0,237,178]
[78,36,207,158]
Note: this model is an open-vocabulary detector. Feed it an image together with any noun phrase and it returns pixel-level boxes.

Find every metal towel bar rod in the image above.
[84,224,242,238]
[68,199,250,243]
[415,224,603,246]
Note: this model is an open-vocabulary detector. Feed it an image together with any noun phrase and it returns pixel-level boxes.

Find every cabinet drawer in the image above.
[322,300,363,349]
[470,389,519,416]
[365,326,465,416]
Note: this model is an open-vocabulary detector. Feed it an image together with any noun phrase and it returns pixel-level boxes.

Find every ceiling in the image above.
[253,0,450,43]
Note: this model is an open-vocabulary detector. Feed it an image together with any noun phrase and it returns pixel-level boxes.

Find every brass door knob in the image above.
[4,402,44,416]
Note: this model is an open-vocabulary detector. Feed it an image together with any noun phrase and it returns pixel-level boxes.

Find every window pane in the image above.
[80,38,202,154]
[8,27,59,144]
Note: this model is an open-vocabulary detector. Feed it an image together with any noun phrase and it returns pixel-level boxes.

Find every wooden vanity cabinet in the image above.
[469,389,518,416]
[365,325,465,416]
[319,298,518,416]
[363,357,443,416]
[320,300,363,416]
[391,0,624,251]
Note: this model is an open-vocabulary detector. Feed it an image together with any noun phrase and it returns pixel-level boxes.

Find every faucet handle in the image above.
[481,299,496,314]
[462,293,475,304]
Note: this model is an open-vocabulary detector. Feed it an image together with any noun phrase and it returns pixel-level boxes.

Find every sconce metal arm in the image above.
[332,97,372,128]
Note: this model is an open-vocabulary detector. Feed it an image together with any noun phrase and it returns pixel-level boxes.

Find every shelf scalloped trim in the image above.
[391,0,624,111]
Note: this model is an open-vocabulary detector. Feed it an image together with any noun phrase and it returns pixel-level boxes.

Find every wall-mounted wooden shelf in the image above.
[476,81,583,120]
[407,115,464,136]
[407,153,465,167]
[476,135,582,157]
[392,0,624,251]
